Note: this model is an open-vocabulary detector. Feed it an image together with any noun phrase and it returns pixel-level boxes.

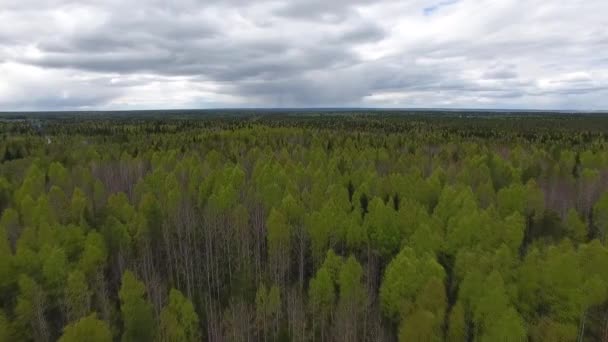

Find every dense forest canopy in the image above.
[1,112,608,341]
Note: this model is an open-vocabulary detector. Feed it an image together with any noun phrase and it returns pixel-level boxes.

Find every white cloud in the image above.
[0,0,606,110]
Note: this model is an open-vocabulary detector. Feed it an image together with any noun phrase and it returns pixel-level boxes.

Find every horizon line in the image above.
[1,107,607,114]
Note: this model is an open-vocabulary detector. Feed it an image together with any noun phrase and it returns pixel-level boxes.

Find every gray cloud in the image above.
[273,0,376,21]
[482,65,518,80]
[0,0,607,110]
[4,94,116,111]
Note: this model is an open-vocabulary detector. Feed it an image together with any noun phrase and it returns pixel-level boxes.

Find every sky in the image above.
[0,0,607,111]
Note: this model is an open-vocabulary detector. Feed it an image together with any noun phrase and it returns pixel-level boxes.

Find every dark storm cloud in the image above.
[0,0,607,110]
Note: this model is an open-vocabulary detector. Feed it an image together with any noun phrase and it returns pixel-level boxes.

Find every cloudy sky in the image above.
[0,0,607,111]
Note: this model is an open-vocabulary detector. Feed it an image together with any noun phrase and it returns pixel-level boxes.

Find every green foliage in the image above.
[320,249,343,281]
[469,271,526,341]
[380,247,445,321]
[399,308,441,342]
[65,270,91,323]
[15,164,45,204]
[593,191,608,243]
[158,289,200,342]
[542,242,583,322]
[481,307,526,342]
[416,277,447,321]
[309,267,335,328]
[3,115,608,341]
[267,208,290,266]
[397,276,447,342]
[58,314,112,342]
[14,274,47,341]
[337,256,366,309]
[41,245,68,297]
[447,302,466,342]
[496,180,544,219]
[530,318,577,342]
[0,207,19,250]
[565,208,587,243]
[0,177,11,211]
[365,197,403,257]
[0,310,10,342]
[70,188,90,226]
[0,226,13,293]
[307,202,346,266]
[119,271,155,342]
[48,162,71,192]
[79,231,107,278]
[409,222,442,256]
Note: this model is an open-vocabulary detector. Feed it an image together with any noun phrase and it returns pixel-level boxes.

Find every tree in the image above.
[70,188,90,226]
[399,309,441,342]
[433,185,477,229]
[409,222,442,256]
[307,205,336,267]
[396,277,447,342]
[565,208,587,243]
[0,225,13,294]
[345,213,366,252]
[542,242,583,323]
[309,267,335,341]
[379,247,445,322]
[320,249,343,282]
[158,289,200,342]
[496,180,544,220]
[593,192,608,244]
[365,197,403,257]
[447,302,466,342]
[337,256,366,309]
[58,314,112,342]
[65,270,91,323]
[14,275,49,342]
[281,193,308,288]
[498,212,526,253]
[472,271,509,325]
[415,277,447,325]
[335,256,367,341]
[119,271,155,342]
[255,283,269,340]
[79,231,107,279]
[49,185,68,223]
[48,162,71,193]
[444,208,487,255]
[1,208,20,252]
[41,245,68,300]
[481,307,526,342]
[530,318,577,342]
[15,164,45,204]
[267,285,281,338]
[0,177,11,211]
[255,283,281,341]
[267,207,291,285]
[0,310,11,342]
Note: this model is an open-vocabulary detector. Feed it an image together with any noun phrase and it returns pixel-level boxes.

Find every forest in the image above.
[1,112,608,341]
